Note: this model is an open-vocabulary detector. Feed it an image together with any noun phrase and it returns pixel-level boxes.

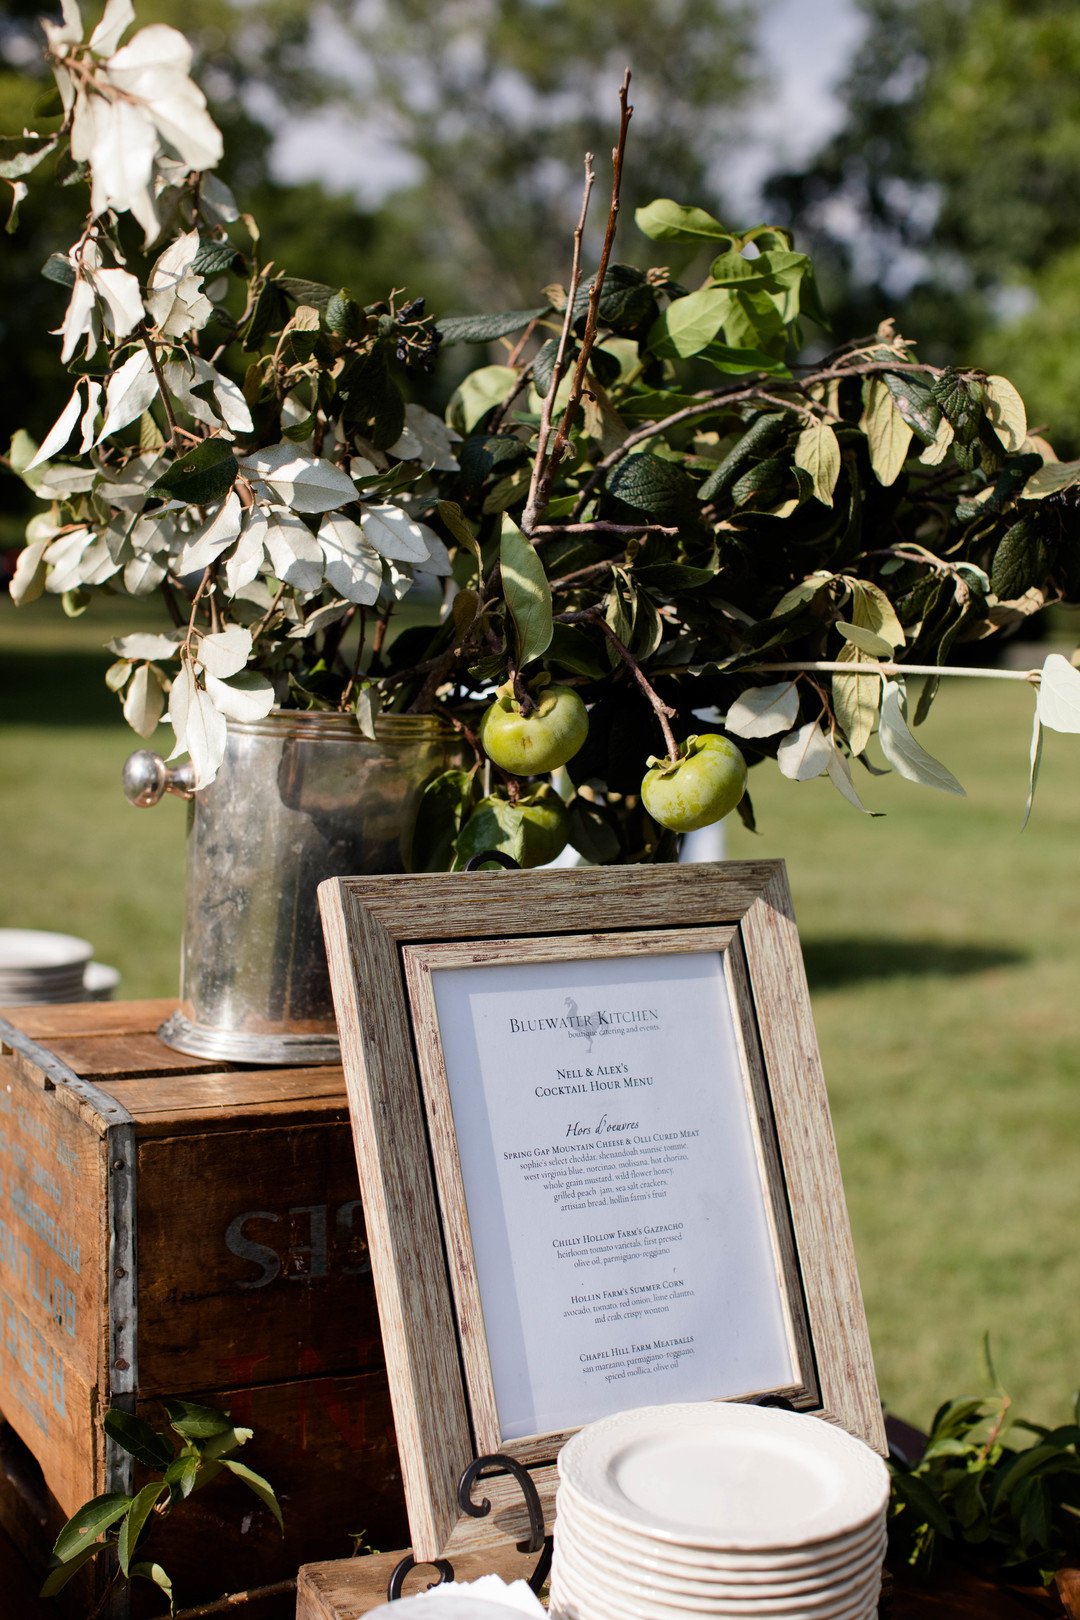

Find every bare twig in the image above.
[250,579,288,645]
[522,154,595,533]
[559,605,678,756]
[744,660,1040,684]
[526,71,634,534]
[174,1579,296,1618]
[533,521,678,537]
[570,355,948,519]
[598,616,678,757]
[141,330,181,445]
[182,567,214,658]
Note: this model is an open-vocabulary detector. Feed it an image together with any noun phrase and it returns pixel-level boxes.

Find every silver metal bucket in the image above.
[125,711,463,1065]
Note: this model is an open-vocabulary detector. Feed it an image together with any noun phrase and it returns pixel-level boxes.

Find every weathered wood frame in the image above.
[319,861,884,1562]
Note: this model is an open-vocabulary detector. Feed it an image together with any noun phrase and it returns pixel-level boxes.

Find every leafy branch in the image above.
[42,1400,281,1616]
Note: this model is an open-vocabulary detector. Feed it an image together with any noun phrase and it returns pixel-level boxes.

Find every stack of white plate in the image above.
[0,929,118,1006]
[550,1402,890,1620]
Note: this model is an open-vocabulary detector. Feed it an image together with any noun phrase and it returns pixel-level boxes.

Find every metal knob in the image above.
[122,751,196,807]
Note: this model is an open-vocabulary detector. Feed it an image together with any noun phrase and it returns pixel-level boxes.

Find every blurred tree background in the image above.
[0,0,760,546]
[767,0,1080,447]
[8,0,1080,493]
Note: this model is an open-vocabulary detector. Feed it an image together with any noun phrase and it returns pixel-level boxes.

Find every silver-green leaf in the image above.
[500,515,552,667]
[878,680,965,795]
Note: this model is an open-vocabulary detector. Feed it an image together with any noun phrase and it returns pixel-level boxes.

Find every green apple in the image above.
[480,679,588,776]
[640,733,747,832]
[515,784,571,867]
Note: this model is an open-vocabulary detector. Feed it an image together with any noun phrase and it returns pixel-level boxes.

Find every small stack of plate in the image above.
[0,929,118,1005]
[550,1402,890,1620]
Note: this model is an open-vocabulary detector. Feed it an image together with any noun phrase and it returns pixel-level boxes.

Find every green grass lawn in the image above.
[2,594,1078,1432]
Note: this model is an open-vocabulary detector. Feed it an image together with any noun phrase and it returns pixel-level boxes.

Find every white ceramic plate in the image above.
[555,1483,885,1574]
[552,1513,885,1603]
[84,962,120,999]
[557,1403,889,1552]
[0,929,93,970]
[549,1560,881,1620]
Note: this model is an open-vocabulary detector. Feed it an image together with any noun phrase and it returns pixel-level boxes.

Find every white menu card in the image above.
[430,949,796,1441]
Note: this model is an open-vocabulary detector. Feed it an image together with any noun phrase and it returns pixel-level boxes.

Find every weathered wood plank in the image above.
[134,1124,380,1393]
[18,1032,220,1081]
[2,1000,178,1043]
[0,1055,108,1513]
[741,871,885,1454]
[320,882,471,1561]
[296,1543,540,1620]
[104,1068,348,1135]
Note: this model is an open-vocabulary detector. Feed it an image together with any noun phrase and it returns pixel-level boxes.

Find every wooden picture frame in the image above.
[319,861,883,1562]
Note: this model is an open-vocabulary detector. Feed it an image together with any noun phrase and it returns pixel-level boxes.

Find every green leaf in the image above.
[607,452,697,521]
[1036,653,1080,733]
[118,1482,168,1576]
[42,251,76,289]
[192,237,240,277]
[533,335,564,398]
[832,645,880,756]
[438,307,547,345]
[0,132,59,180]
[931,370,983,445]
[890,1470,955,1539]
[850,579,906,650]
[709,247,810,292]
[825,739,881,815]
[219,1458,284,1530]
[634,198,733,244]
[634,562,717,594]
[698,340,790,377]
[104,1408,174,1470]
[646,288,733,359]
[162,1399,236,1440]
[51,1493,132,1564]
[616,388,705,422]
[725,680,800,739]
[447,365,518,434]
[990,511,1049,602]
[1022,708,1043,832]
[567,797,621,863]
[277,276,338,310]
[436,500,482,567]
[882,371,941,444]
[452,799,526,869]
[547,623,609,681]
[698,412,791,503]
[324,291,361,338]
[860,378,913,486]
[879,680,965,795]
[405,769,476,873]
[500,516,552,667]
[836,621,894,657]
[731,455,788,508]
[163,1453,200,1500]
[983,375,1028,453]
[148,440,237,507]
[200,1424,254,1461]
[794,420,841,506]
[339,343,406,449]
[130,1561,174,1613]
[588,264,659,333]
[1020,457,1080,500]
[41,1539,110,1596]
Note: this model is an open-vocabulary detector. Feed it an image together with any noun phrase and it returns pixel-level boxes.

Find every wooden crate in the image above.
[0,1001,408,1617]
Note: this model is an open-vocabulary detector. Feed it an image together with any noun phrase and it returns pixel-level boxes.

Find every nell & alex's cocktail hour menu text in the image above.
[431,950,797,1441]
